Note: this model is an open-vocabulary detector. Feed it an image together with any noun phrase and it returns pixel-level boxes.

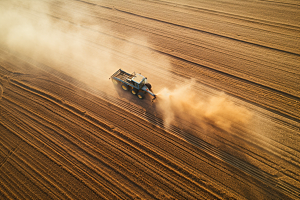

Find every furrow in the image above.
[5,79,219,199]
[0,169,25,200]
[6,54,299,199]
[0,108,115,200]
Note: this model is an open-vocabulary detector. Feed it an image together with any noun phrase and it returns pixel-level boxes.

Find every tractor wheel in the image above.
[121,84,128,91]
[137,92,145,99]
[131,88,138,95]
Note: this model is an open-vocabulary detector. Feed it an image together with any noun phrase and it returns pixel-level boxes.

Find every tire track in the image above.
[0,144,20,170]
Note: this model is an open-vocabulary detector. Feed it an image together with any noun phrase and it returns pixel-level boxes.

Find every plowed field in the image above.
[0,0,299,199]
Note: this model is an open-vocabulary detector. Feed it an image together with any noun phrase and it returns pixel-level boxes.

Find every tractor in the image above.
[110,69,156,101]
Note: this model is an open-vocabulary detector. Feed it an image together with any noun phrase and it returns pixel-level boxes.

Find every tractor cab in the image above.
[127,73,147,90]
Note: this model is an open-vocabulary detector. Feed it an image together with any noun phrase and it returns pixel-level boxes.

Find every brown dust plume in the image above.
[156,80,253,131]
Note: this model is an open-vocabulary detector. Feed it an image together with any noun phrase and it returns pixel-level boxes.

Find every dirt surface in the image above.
[0,0,299,199]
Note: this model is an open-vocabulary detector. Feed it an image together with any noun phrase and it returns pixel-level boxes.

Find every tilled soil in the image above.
[0,0,299,199]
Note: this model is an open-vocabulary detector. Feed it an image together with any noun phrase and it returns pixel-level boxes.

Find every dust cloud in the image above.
[1,0,252,131]
[156,79,253,131]
[0,0,119,87]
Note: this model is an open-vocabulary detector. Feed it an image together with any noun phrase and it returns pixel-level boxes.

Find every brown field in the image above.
[0,0,299,199]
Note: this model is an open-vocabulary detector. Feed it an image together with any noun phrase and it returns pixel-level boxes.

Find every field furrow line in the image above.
[0,184,13,200]
[4,52,298,198]
[1,0,299,199]
[2,4,298,122]
[13,79,296,199]
[80,85,300,198]
[4,80,220,199]
[148,0,300,31]
[40,0,300,91]
[0,161,44,200]
[24,10,300,121]
[0,170,25,200]
[2,100,148,200]
[0,107,120,200]
[9,154,66,200]
[82,0,300,55]
[11,57,300,199]
[2,84,203,199]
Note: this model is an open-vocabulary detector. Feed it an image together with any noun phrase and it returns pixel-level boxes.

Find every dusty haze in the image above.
[0,0,173,89]
[0,0,253,131]
[157,80,253,131]
[1,0,124,86]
